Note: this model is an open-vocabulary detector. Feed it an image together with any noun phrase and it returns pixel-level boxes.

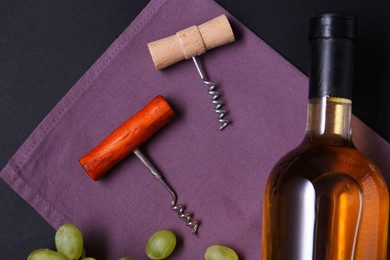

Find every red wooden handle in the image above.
[79,95,175,181]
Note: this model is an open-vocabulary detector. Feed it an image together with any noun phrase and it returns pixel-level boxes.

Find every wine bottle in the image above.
[261,12,389,260]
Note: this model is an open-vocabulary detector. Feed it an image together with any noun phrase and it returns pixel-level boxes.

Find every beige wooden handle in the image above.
[147,15,235,70]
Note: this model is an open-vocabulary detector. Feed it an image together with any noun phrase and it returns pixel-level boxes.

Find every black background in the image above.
[1,0,389,258]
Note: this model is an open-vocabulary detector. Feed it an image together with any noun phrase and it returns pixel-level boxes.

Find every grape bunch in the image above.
[28,224,239,259]
[27,223,133,260]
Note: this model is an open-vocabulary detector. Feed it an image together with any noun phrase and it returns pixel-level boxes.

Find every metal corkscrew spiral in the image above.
[192,57,230,131]
[134,149,200,234]
[172,200,199,234]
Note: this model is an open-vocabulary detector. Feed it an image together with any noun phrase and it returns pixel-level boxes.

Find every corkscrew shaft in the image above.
[134,149,199,234]
[192,56,230,131]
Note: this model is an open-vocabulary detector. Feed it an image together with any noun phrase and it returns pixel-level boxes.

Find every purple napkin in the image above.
[1,0,389,259]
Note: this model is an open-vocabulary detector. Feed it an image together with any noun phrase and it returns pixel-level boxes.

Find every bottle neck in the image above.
[305,96,352,142]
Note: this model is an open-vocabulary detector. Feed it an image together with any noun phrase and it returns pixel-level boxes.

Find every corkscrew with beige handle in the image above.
[79,96,199,234]
[147,15,235,131]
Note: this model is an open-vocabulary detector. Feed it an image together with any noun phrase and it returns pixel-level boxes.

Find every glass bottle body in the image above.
[261,98,389,260]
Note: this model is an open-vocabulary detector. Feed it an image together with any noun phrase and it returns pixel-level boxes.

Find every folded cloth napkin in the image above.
[1,0,389,259]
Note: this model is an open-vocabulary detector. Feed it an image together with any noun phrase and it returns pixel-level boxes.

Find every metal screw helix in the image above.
[192,57,231,131]
[134,149,199,234]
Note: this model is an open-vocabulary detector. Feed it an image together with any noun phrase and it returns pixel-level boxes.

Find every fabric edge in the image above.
[0,0,169,228]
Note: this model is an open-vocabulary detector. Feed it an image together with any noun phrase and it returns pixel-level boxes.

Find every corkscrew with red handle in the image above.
[79,96,199,234]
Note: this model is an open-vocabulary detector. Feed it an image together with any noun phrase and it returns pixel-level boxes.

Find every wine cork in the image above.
[79,96,175,181]
[147,15,235,70]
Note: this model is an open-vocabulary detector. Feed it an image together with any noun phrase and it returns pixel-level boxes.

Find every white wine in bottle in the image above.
[261,13,389,260]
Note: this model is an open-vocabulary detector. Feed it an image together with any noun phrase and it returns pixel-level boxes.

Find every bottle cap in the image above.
[308,12,356,99]
[309,12,356,40]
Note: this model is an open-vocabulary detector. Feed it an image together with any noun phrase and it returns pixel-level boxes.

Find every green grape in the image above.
[80,247,87,258]
[27,249,68,260]
[80,258,96,260]
[28,249,47,260]
[55,223,84,260]
[205,245,239,260]
[145,230,176,259]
